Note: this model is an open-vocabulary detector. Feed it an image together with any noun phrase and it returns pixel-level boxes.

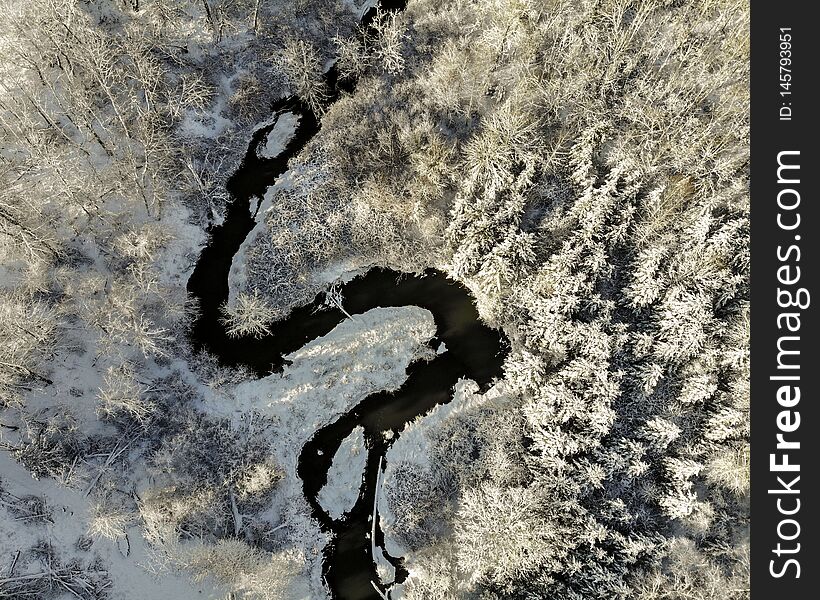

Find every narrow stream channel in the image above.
[186,2,508,598]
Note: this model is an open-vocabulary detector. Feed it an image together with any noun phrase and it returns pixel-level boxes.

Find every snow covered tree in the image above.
[454,484,554,586]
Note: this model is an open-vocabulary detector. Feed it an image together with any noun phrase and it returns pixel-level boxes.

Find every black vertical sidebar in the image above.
[751,2,818,598]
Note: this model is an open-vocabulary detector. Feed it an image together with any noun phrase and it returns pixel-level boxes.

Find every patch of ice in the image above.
[372,457,396,588]
[317,426,367,520]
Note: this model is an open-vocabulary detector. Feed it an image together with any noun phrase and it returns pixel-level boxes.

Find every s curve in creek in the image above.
[297,269,507,600]
[186,2,507,598]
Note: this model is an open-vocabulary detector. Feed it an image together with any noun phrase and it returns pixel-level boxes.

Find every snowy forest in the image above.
[0,0,749,599]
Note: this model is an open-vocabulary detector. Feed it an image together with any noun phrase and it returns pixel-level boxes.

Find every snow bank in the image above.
[317,426,367,520]
[257,112,300,159]
[158,202,208,285]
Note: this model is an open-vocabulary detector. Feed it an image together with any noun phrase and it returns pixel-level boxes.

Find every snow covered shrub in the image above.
[370,9,407,75]
[139,485,221,547]
[97,364,153,427]
[384,462,451,551]
[333,34,368,81]
[87,499,133,542]
[235,461,282,501]
[280,38,328,114]
[399,550,463,600]
[181,538,261,584]
[220,291,276,338]
[113,224,171,265]
[140,371,200,436]
[188,350,256,391]
[15,411,91,481]
[227,70,269,120]
[179,538,305,600]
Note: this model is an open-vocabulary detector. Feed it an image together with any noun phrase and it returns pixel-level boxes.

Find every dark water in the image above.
[185,2,508,598]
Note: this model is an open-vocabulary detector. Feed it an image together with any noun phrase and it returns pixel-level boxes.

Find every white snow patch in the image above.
[158,202,208,284]
[317,426,367,520]
[312,257,378,287]
[179,104,233,140]
[257,112,300,159]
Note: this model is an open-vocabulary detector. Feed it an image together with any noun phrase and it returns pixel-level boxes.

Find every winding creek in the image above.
[186,3,508,598]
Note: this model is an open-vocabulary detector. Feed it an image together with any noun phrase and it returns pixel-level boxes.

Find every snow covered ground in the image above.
[0,452,226,600]
[317,426,367,520]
